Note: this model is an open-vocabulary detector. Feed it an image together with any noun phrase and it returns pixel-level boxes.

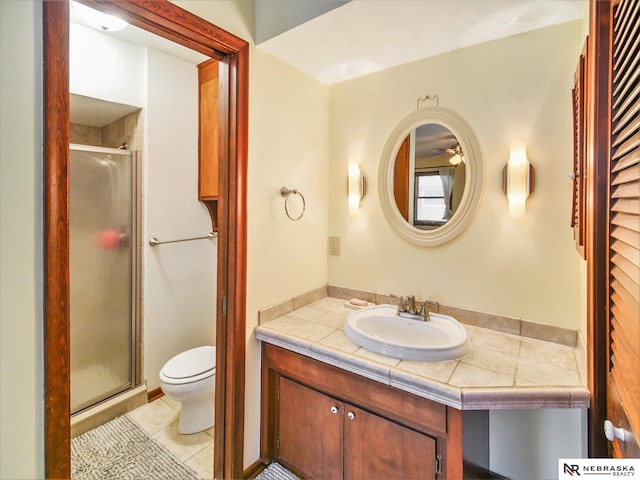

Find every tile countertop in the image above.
[254,297,590,410]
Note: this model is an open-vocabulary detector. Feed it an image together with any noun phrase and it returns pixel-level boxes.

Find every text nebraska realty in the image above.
[566,464,636,476]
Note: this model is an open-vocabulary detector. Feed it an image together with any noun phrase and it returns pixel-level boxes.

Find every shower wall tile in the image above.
[71,110,142,151]
[70,123,101,145]
[102,111,141,150]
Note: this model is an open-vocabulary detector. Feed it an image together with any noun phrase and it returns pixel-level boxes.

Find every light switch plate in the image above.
[328,236,340,256]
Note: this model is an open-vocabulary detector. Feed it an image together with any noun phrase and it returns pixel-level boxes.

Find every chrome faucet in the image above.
[407,295,417,314]
[396,295,430,321]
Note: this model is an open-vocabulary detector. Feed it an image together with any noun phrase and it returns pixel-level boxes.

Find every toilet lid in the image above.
[162,346,216,379]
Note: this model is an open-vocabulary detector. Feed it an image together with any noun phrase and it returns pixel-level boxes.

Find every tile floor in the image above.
[125,396,214,479]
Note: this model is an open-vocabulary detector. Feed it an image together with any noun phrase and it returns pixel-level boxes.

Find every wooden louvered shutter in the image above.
[607,0,640,459]
[572,39,588,258]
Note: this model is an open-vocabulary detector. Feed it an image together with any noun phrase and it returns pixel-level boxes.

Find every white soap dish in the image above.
[344,298,375,310]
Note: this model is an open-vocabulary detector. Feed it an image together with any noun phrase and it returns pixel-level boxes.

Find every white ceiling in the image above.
[258,0,588,85]
[70,7,207,127]
[69,0,588,123]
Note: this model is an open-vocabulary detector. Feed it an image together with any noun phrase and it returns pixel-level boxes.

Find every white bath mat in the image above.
[71,414,198,480]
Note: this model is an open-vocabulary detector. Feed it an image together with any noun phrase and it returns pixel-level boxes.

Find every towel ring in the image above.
[280,186,306,221]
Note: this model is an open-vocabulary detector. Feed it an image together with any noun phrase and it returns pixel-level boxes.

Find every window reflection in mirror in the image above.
[393,123,466,230]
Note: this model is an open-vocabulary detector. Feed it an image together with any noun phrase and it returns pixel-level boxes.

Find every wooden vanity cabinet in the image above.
[278,377,343,479]
[261,344,462,479]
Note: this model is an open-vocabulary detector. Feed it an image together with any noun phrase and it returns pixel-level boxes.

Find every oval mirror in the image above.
[378,107,484,246]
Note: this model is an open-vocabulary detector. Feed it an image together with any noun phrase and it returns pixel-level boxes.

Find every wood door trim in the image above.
[43,3,71,478]
[586,0,612,458]
[43,2,249,478]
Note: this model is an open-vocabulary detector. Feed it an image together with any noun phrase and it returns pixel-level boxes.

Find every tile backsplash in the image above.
[259,284,579,348]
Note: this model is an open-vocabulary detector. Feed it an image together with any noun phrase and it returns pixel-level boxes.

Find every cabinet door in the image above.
[278,377,343,479]
[344,404,437,480]
[198,58,219,200]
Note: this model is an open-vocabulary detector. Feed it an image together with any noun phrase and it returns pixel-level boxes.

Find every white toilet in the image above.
[159,345,216,434]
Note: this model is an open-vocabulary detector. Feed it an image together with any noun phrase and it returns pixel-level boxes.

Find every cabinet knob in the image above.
[569,172,577,180]
[604,420,628,442]
[347,411,355,420]
[330,406,338,414]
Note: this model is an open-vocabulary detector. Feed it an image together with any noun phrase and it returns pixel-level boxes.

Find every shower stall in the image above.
[69,144,141,415]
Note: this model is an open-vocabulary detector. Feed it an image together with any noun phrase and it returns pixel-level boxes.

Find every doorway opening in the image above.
[43,2,249,478]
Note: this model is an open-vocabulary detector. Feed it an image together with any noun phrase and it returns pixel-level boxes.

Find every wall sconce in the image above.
[502,142,535,219]
[348,164,365,215]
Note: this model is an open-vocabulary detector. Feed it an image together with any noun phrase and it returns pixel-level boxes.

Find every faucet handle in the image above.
[418,301,430,320]
[397,296,407,313]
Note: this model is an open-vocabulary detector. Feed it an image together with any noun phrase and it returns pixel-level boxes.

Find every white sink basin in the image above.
[345,304,470,361]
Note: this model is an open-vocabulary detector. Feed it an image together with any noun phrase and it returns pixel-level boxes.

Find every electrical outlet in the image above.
[328,236,340,256]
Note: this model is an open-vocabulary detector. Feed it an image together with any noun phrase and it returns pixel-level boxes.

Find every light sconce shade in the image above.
[348,164,365,215]
[71,1,128,32]
[502,142,535,219]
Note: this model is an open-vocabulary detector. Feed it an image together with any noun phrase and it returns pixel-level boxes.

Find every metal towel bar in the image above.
[149,232,217,247]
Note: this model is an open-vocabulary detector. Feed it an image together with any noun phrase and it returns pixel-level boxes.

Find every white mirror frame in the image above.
[378,107,484,246]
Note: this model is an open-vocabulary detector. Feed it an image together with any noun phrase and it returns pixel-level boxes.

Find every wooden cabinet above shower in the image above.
[198,58,219,229]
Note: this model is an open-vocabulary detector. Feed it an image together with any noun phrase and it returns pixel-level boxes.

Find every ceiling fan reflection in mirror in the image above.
[446,144,464,165]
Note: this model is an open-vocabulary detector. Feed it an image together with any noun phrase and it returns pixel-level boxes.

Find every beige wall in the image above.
[327,24,590,475]
[328,21,586,331]
[0,1,44,477]
[175,1,331,467]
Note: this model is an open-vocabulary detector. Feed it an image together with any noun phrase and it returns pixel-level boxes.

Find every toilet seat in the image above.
[160,346,216,385]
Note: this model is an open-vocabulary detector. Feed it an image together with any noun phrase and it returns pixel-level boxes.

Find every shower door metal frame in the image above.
[69,143,142,414]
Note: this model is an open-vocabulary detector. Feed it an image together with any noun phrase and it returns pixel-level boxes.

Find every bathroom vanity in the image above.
[256,297,589,479]
[261,344,461,479]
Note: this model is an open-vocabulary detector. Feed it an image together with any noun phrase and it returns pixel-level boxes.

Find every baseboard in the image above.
[147,386,164,402]
[243,460,268,479]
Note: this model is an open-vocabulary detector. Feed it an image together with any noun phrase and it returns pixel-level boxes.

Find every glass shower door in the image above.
[69,144,139,414]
